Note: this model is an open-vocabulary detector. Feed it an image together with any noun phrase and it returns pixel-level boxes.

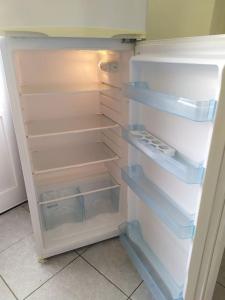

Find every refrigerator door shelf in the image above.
[123,82,217,122]
[122,165,195,239]
[123,125,205,184]
[120,221,184,300]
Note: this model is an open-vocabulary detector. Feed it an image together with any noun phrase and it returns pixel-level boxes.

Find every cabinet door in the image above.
[0,52,26,213]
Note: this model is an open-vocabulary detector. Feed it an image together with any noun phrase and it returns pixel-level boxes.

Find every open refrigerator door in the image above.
[121,35,225,300]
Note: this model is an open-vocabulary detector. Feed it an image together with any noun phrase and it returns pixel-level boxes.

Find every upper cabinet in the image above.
[0,0,147,38]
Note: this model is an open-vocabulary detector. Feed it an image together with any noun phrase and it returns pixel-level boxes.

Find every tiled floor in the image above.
[0,202,224,300]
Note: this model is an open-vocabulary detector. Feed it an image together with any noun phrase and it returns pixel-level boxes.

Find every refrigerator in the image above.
[1,18,225,300]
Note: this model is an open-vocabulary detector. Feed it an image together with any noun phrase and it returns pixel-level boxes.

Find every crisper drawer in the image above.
[84,189,119,220]
[40,194,84,231]
[38,173,120,231]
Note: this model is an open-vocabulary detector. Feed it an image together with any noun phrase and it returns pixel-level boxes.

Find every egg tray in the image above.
[130,129,176,157]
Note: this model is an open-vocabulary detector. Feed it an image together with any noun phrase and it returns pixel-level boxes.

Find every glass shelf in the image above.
[26,114,118,138]
[39,173,120,231]
[120,221,184,300]
[123,82,216,122]
[123,125,204,184]
[122,165,195,239]
[32,142,119,175]
[20,83,107,95]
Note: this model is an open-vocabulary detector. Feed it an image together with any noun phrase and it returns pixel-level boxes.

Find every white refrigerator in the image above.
[1,25,225,300]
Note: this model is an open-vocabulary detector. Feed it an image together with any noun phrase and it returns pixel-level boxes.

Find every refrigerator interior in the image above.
[13,48,132,251]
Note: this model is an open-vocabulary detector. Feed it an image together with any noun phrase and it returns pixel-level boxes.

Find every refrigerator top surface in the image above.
[0,0,147,39]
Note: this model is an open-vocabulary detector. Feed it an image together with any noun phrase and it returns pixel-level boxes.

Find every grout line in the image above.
[0,274,19,300]
[128,280,143,299]
[217,281,225,289]
[74,244,93,256]
[75,249,89,256]
[0,232,33,255]
[80,255,129,298]
[23,254,80,300]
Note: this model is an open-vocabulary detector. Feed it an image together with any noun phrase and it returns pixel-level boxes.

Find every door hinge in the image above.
[121,38,137,44]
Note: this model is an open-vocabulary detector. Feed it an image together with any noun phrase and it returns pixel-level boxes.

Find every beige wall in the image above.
[147,0,225,40]
[210,0,225,34]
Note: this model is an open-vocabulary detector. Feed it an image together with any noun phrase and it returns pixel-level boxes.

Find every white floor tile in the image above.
[131,282,154,300]
[0,206,32,252]
[0,277,16,300]
[0,234,77,299]
[27,257,127,300]
[213,283,225,300]
[83,238,142,296]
